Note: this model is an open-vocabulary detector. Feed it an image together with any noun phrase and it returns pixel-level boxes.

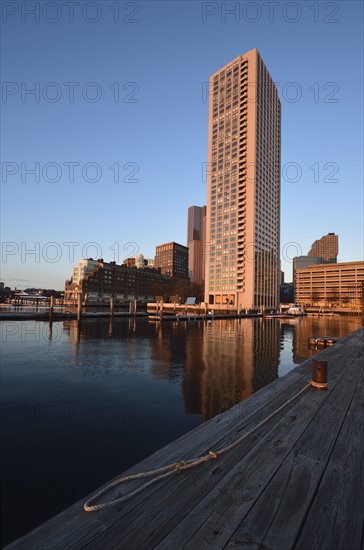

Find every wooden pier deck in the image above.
[7,328,363,550]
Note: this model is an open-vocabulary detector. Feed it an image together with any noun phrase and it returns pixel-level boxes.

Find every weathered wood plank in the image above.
[295,373,364,550]
[225,349,363,550]
[156,351,357,550]
[87,397,313,548]
[75,382,321,548]
[79,333,362,549]
[153,332,363,549]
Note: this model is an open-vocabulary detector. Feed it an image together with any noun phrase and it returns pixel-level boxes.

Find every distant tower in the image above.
[308,233,338,262]
[187,205,206,285]
[187,206,206,244]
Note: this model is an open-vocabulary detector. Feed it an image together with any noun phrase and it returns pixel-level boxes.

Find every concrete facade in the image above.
[295,260,364,308]
[204,48,281,309]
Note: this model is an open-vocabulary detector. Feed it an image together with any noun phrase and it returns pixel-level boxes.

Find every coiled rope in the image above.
[84,381,312,512]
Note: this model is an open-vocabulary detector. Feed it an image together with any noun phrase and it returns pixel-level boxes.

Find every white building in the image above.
[71,259,99,285]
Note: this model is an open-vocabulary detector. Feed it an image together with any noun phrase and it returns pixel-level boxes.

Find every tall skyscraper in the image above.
[308,232,338,262]
[187,205,206,285]
[204,48,281,309]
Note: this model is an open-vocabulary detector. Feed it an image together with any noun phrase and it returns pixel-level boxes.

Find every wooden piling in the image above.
[77,293,82,322]
[49,295,54,324]
[110,297,114,318]
[134,299,137,318]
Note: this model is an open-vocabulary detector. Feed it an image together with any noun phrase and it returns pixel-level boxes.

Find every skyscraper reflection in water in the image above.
[62,317,360,420]
[184,318,280,421]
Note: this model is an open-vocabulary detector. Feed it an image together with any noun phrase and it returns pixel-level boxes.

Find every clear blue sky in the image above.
[1,0,363,288]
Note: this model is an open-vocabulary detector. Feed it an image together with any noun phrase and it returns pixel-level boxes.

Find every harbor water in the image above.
[1,315,361,545]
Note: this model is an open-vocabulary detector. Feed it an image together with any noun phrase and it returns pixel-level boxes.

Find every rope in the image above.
[83,381,312,512]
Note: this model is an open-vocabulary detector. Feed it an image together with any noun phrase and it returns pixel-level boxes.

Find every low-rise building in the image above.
[295,260,364,308]
[64,258,173,305]
[292,256,325,288]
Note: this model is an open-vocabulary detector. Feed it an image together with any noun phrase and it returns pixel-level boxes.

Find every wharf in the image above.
[148,313,264,322]
[7,328,363,550]
[0,311,149,321]
[0,312,297,322]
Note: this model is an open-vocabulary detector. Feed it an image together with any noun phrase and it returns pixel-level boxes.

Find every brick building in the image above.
[64,259,173,305]
[155,242,189,279]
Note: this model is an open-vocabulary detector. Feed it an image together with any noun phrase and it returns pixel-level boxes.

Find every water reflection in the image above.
[197,319,279,420]
[2,315,361,545]
[291,316,361,364]
[62,316,360,421]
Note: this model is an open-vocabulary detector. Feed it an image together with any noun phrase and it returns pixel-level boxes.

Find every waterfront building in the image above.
[204,48,281,309]
[295,260,364,308]
[64,258,171,305]
[292,256,325,289]
[308,232,338,263]
[293,234,339,291]
[71,258,99,285]
[155,242,189,279]
[187,205,206,285]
